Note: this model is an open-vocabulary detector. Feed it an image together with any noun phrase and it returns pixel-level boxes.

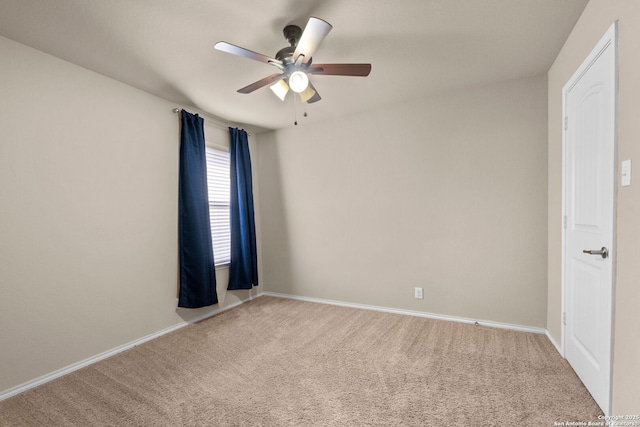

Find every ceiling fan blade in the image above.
[308,63,372,76]
[306,82,321,103]
[215,42,283,69]
[238,73,284,94]
[293,17,332,64]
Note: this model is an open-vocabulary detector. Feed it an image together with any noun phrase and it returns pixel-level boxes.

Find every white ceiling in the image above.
[0,0,588,132]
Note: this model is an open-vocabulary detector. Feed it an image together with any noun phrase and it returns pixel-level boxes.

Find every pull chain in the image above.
[292,94,308,125]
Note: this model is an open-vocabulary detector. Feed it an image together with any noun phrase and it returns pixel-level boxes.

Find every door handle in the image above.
[583,247,608,259]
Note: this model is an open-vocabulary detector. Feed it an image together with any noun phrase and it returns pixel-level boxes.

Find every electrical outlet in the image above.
[414,287,423,299]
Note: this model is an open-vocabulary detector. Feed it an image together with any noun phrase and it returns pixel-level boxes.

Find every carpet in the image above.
[0,296,602,426]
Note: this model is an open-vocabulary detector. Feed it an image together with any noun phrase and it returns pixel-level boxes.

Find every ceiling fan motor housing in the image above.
[278,25,304,65]
[275,46,296,64]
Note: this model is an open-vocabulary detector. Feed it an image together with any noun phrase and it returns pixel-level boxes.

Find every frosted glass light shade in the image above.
[289,71,309,93]
[299,86,316,103]
[270,80,289,101]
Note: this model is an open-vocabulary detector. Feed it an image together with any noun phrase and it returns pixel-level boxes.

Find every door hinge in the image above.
[564,116,568,131]
[563,216,567,229]
[563,312,567,326]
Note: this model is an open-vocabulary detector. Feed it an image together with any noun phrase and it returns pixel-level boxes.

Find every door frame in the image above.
[561,21,618,416]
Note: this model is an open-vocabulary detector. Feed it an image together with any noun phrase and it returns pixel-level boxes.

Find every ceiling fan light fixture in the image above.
[270,79,290,101]
[288,71,309,93]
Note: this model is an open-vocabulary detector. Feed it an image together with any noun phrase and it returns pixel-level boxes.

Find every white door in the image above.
[563,23,616,415]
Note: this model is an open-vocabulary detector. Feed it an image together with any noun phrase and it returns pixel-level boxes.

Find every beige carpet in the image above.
[0,296,602,426]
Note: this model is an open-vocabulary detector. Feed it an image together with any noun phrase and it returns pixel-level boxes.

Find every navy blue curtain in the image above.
[228,128,258,290]
[178,110,218,308]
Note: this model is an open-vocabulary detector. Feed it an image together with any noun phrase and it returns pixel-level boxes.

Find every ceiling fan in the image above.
[214,17,371,104]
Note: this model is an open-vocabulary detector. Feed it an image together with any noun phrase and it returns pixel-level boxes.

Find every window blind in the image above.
[206,147,231,266]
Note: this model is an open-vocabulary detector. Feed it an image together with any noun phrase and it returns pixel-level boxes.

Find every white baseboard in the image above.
[546,329,563,356]
[262,292,548,335]
[0,294,257,402]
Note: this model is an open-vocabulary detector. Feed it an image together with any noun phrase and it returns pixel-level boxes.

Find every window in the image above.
[206,146,231,266]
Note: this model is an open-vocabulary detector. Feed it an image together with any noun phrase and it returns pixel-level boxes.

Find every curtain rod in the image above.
[173,108,252,136]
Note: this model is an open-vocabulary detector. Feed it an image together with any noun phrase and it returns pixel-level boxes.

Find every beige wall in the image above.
[547,0,640,413]
[258,76,548,328]
[0,35,257,394]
